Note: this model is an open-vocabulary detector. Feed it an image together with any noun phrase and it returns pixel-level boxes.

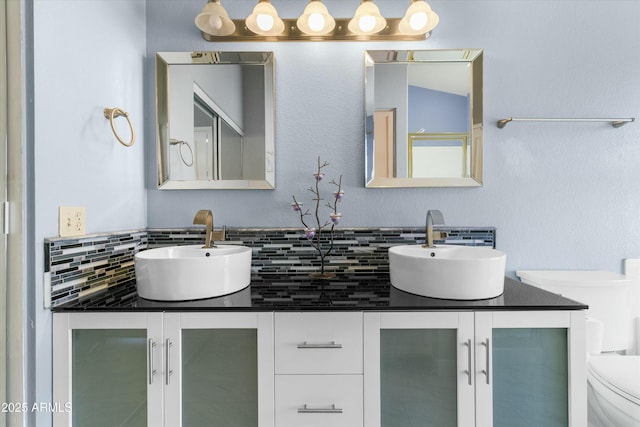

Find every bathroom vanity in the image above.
[52,275,587,427]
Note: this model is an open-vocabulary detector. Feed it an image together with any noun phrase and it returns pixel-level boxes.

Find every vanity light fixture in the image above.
[196,0,440,42]
[348,0,387,35]
[245,0,285,36]
[194,0,236,37]
[297,0,336,36]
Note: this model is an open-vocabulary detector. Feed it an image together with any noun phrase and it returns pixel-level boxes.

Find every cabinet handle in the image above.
[165,338,173,385]
[463,339,472,386]
[296,341,343,349]
[481,338,490,385]
[148,339,157,385]
[297,404,343,414]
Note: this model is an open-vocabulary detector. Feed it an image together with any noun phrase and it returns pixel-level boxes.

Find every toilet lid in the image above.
[589,356,640,403]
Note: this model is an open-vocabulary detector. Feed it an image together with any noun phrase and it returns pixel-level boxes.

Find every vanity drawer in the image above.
[275,375,363,427]
[275,312,362,374]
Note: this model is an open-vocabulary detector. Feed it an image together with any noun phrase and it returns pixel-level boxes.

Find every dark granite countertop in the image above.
[52,274,587,312]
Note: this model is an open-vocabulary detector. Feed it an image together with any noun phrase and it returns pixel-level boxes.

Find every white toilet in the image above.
[517,270,640,427]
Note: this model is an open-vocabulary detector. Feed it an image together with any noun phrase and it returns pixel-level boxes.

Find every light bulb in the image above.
[358,15,376,33]
[257,14,274,31]
[297,1,335,35]
[409,11,428,31]
[209,15,223,30]
[308,13,325,32]
[399,1,439,35]
[195,0,236,37]
[348,1,386,35]
[246,1,284,35]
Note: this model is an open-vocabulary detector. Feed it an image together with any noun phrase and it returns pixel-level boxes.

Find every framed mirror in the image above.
[156,51,275,190]
[364,49,483,188]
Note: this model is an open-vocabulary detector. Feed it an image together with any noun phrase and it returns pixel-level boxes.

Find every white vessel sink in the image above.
[389,245,506,300]
[134,245,252,301]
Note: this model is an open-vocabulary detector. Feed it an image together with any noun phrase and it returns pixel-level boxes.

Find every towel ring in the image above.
[104,107,135,147]
[170,138,194,167]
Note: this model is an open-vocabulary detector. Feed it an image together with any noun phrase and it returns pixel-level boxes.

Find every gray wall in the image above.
[32,0,147,423]
[146,0,640,275]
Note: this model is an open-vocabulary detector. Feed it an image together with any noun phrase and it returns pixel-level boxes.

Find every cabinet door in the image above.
[52,312,164,427]
[364,312,475,427]
[474,311,586,427]
[163,312,274,427]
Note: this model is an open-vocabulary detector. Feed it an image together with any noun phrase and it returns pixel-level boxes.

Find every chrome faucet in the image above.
[423,210,447,248]
[193,209,215,249]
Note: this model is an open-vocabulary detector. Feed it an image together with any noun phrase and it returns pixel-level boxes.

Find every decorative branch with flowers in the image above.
[291,157,344,279]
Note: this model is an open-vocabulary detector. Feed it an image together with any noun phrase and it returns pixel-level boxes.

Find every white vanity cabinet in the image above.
[363,311,587,427]
[273,312,363,427]
[52,312,274,427]
[53,308,585,427]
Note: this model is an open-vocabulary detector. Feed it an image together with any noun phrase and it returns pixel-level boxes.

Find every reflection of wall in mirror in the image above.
[220,122,242,180]
[408,86,469,133]
[241,66,266,180]
[374,64,407,177]
[168,64,243,180]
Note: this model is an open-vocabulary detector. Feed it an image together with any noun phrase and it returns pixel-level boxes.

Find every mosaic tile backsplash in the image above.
[45,230,147,308]
[45,226,496,308]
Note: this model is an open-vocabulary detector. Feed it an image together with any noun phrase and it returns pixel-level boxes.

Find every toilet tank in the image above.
[517,270,632,352]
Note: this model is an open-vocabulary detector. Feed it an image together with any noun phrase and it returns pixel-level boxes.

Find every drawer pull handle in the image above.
[297,341,343,349]
[481,338,490,385]
[298,404,343,414]
[166,338,173,385]
[148,339,157,385]
[463,339,472,386]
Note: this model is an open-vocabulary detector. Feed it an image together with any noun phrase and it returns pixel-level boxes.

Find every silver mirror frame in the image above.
[156,51,275,190]
[364,49,483,188]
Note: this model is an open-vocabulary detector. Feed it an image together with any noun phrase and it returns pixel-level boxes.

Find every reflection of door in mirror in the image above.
[193,126,211,180]
[190,85,244,181]
[374,110,395,178]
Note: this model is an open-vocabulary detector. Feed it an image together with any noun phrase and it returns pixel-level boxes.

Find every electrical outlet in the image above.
[58,206,86,237]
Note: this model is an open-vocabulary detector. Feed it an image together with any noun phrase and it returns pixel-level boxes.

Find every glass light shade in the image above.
[398,0,439,35]
[297,1,336,35]
[246,1,285,36]
[195,0,236,36]
[348,1,387,35]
